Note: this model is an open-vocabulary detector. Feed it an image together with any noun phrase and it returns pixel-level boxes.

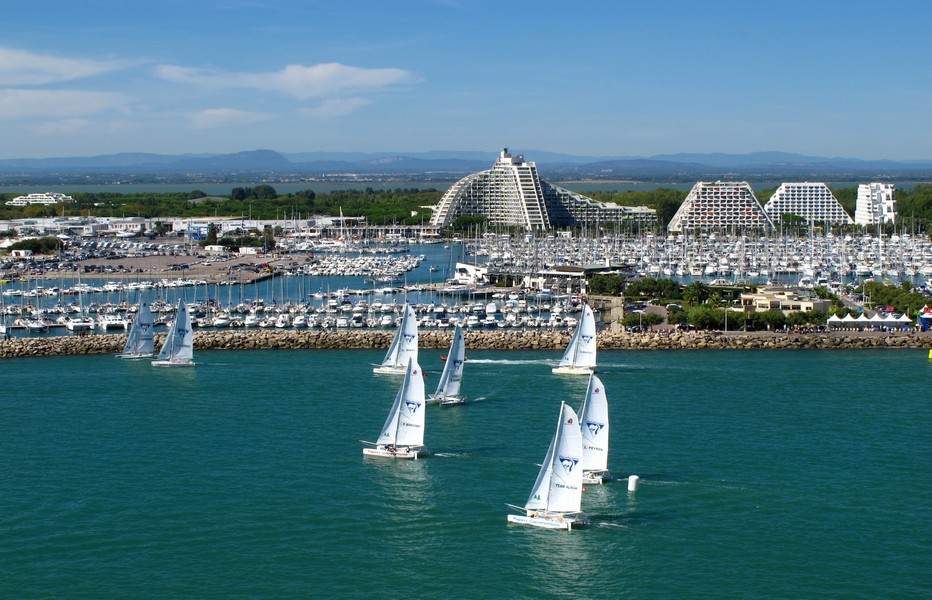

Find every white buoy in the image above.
[627,475,640,492]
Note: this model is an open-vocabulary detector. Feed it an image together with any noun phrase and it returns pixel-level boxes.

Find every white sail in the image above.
[579,374,609,473]
[120,300,155,357]
[376,358,426,447]
[375,303,418,372]
[554,304,597,373]
[153,301,194,366]
[524,402,584,514]
[432,325,465,401]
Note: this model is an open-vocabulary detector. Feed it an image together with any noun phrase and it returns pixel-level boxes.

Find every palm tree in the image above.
[683,281,709,306]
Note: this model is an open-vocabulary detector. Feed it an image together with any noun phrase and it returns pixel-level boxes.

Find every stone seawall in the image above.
[1,329,930,359]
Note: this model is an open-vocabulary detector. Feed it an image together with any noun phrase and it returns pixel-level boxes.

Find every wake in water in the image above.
[465,358,554,365]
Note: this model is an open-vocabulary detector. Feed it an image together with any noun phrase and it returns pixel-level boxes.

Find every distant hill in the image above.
[0,149,930,183]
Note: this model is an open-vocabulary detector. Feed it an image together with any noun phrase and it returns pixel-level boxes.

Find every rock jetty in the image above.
[1,329,930,359]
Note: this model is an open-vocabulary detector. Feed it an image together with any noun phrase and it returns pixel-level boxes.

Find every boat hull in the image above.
[362,445,424,459]
[439,396,466,407]
[373,365,407,375]
[507,513,588,530]
[551,366,595,375]
[115,353,155,360]
[582,470,610,485]
[152,359,195,367]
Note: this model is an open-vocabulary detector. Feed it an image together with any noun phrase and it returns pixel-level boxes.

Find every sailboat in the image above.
[552,303,597,374]
[427,325,466,406]
[361,357,426,459]
[578,374,611,484]
[373,302,418,374]
[152,300,195,367]
[507,401,589,530]
[116,299,155,359]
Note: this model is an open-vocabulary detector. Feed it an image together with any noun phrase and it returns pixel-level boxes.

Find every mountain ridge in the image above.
[0,149,930,180]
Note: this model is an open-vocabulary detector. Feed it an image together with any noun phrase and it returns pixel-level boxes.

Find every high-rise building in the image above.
[428,148,656,231]
[763,182,852,227]
[667,181,773,233]
[855,183,896,226]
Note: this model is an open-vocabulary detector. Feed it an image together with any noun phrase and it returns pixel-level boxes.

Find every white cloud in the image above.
[189,108,273,129]
[155,62,418,99]
[34,119,93,135]
[0,89,130,118]
[0,47,130,86]
[301,98,372,118]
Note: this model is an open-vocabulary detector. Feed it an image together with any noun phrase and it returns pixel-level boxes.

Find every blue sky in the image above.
[1,0,929,160]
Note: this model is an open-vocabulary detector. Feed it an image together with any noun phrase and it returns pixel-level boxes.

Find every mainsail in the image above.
[524,402,584,514]
[557,304,597,369]
[579,374,609,473]
[376,358,426,447]
[156,301,193,363]
[122,300,155,356]
[377,303,418,370]
[433,325,465,399]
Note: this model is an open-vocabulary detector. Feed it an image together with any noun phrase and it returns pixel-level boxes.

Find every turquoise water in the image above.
[2,349,930,598]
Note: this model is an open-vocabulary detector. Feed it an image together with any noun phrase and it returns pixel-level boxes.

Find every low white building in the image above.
[5,192,74,206]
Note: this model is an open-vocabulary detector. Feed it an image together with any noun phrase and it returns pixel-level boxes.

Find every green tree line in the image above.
[3,184,932,232]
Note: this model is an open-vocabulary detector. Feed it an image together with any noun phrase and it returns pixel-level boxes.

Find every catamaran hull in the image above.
[426,394,465,406]
[152,360,195,367]
[362,445,424,459]
[373,365,406,375]
[552,366,595,375]
[507,514,588,530]
[583,471,611,485]
[115,353,155,360]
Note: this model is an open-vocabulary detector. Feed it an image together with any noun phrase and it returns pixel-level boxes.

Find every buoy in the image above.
[928,348,932,361]
[627,475,640,492]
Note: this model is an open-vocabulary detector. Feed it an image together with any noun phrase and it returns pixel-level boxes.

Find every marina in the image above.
[3,229,932,339]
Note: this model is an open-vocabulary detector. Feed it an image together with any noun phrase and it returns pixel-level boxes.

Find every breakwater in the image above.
[2,329,930,359]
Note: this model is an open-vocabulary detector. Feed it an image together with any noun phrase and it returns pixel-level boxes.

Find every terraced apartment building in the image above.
[428,148,656,231]
[763,182,853,226]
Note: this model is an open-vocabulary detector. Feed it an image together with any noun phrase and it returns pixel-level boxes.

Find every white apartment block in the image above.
[855,183,896,226]
[429,148,656,231]
[667,181,774,232]
[5,192,74,206]
[763,182,852,227]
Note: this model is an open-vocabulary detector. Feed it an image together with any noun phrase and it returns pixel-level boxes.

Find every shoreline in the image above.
[2,328,930,359]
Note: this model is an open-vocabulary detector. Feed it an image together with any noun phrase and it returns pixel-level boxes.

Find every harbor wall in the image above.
[1,328,930,359]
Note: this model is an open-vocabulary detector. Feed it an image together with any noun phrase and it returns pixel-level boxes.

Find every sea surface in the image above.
[1,349,930,598]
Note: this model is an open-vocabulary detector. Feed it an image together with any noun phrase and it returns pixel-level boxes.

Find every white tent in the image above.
[855,313,871,329]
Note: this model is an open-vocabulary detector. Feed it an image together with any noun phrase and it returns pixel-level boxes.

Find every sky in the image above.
[1,0,930,161]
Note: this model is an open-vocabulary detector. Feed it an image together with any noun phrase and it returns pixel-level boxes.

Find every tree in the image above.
[588,273,626,296]
[683,281,709,306]
[203,223,218,246]
[622,312,664,329]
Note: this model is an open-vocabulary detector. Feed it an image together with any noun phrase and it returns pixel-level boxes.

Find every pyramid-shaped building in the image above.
[429,148,656,231]
[667,181,774,233]
[763,182,852,226]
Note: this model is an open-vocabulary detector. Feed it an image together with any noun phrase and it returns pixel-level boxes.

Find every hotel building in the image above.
[667,181,773,233]
[428,148,656,231]
[763,182,852,227]
[854,183,896,226]
[5,192,74,206]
